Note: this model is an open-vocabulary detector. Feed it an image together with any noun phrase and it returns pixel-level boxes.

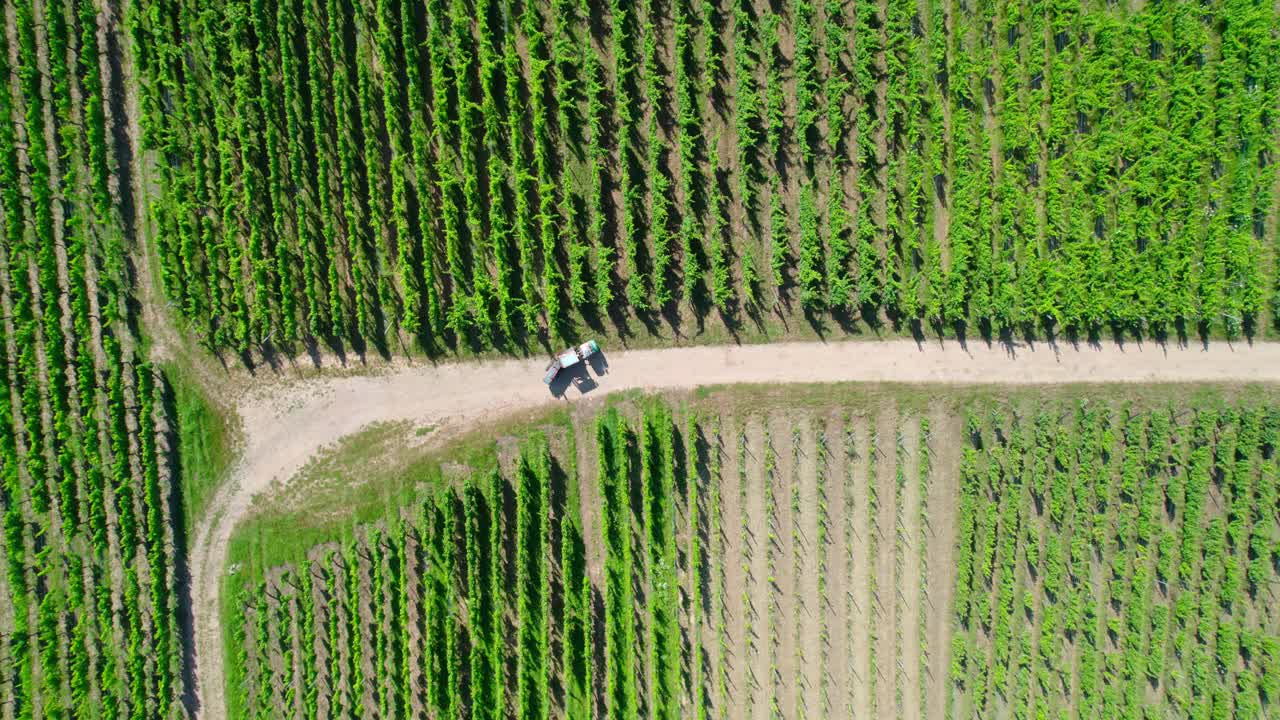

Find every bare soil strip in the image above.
[354,540,378,717]
[715,420,744,720]
[574,413,606,592]
[189,339,1280,719]
[822,414,851,719]
[264,572,288,714]
[332,553,355,717]
[241,604,263,717]
[744,418,769,720]
[795,418,823,719]
[925,407,963,720]
[846,414,872,718]
[703,420,726,720]
[675,417,695,717]
[287,578,307,720]
[770,414,798,720]
[872,408,899,718]
[306,552,334,720]
[899,418,924,720]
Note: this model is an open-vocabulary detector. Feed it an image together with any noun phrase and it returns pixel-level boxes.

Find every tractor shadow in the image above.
[549,351,609,399]
[587,351,609,376]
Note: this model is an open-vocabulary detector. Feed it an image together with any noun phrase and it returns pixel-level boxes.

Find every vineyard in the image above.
[951,400,1280,719]
[0,0,191,714]
[128,0,1280,357]
[6,0,1280,713]
[222,431,588,720]
[225,394,958,720]
[220,386,1278,720]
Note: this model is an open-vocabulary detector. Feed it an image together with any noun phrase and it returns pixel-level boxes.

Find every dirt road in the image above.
[189,338,1280,719]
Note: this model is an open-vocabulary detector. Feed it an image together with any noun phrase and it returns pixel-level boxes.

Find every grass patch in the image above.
[227,404,574,577]
[163,361,235,538]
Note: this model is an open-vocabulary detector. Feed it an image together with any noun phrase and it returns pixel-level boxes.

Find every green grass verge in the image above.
[227,381,1280,575]
[163,361,235,538]
[226,405,574,579]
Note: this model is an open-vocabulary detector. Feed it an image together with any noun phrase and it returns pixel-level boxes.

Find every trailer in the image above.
[543,340,600,385]
[542,360,561,385]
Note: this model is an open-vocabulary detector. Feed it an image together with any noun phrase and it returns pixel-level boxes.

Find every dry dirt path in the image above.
[189,338,1280,719]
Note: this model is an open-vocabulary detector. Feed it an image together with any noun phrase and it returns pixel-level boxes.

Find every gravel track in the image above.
[190,338,1280,719]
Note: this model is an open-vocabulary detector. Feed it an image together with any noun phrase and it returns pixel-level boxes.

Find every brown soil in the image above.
[843,413,874,717]
[871,407,898,717]
[573,411,606,592]
[241,604,264,717]
[899,418,924,720]
[770,414,798,720]
[287,575,307,720]
[924,406,963,720]
[742,417,769,720]
[714,418,745,720]
[379,537,400,720]
[331,552,356,717]
[672,414,695,716]
[263,571,290,715]
[821,413,851,717]
[398,530,427,720]
[696,416,724,720]
[354,536,379,718]
[794,417,823,718]
[305,548,336,720]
